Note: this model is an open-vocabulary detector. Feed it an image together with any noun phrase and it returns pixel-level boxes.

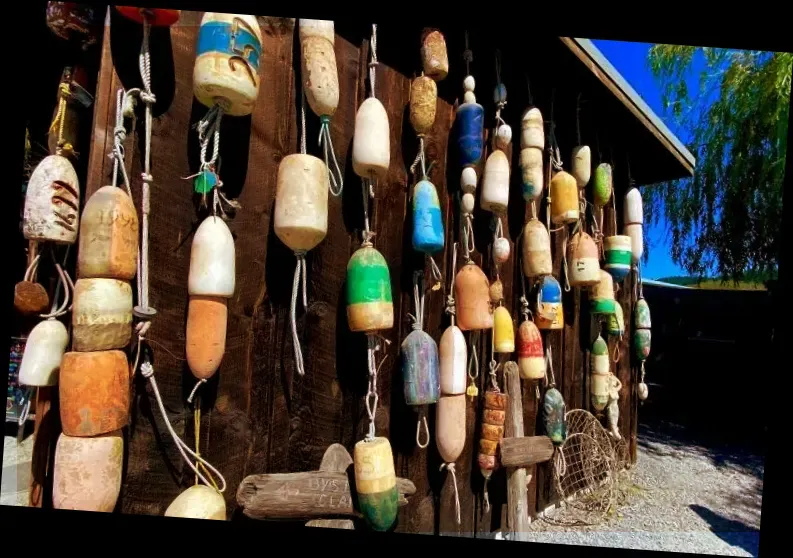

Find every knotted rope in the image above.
[49,81,75,158]
[364,333,390,440]
[440,462,461,525]
[445,243,458,327]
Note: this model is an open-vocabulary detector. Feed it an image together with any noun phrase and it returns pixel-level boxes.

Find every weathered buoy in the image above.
[23,154,80,245]
[186,296,228,380]
[18,319,69,387]
[493,238,510,265]
[164,485,226,520]
[53,431,123,512]
[421,29,448,81]
[346,245,394,332]
[72,278,133,352]
[634,297,652,362]
[604,235,632,282]
[638,382,649,401]
[625,223,644,265]
[520,147,544,201]
[536,275,563,330]
[274,153,329,254]
[590,336,610,412]
[401,329,440,406]
[543,387,567,444]
[301,31,339,118]
[457,100,485,168]
[522,219,552,277]
[410,75,437,136]
[454,263,493,331]
[77,185,139,280]
[439,325,467,395]
[47,2,104,48]
[412,180,444,254]
[188,216,236,297]
[436,394,466,463]
[624,187,643,225]
[517,319,545,380]
[593,163,613,206]
[568,231,600,287]
[495,124,512,151]
[116,6,180,26]
[461,167,478,194]
[194,13,262,116]
[352,97,390,181]
[478,390,507,476]
[607,302,625,337]
[14,281,50,315]
[550,171,579,225]
[571,145,591,187]
[60,350,130,437]
[489,279,504,304]
[480,150,510,214]
[590,270,616,315]
[354,437,398,532]
[493,306,515,353]
[297,18,334,43]
[520,107,544,150]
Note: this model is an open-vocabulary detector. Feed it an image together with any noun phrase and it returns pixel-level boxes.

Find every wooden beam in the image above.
[500,436,555,469]
[503,362,530,541]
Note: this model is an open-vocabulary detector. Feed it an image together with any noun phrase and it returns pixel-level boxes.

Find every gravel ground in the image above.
[513,421,764,556]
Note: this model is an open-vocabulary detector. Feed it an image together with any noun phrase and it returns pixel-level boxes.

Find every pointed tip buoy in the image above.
[455,263,493,331]
[24,154,80,245]
[188,216,236,297]
[346,245,394,333]
[354,437,398,532]
[165,485,226,520]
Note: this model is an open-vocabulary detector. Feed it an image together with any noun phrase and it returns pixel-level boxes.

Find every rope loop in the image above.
[416,415,430,449]
[440,462,462,525]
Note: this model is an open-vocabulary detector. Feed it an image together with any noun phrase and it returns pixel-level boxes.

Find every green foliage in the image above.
[646,46,790,281]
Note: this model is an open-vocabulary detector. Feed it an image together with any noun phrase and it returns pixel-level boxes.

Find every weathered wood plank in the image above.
[500,436,555,469]
[503,362,529,540]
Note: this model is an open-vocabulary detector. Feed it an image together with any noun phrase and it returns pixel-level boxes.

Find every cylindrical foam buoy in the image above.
[489,279,504,304]
[186,296,228,380]
[478,390,507,477]
[401,329,440,406]
[590,336,610,411]
[412,179,444,254]
[536,276,563,330]
[165,485,226,520]
[550,171,579,225]
[354,437,398,532]
[14,281,50,315]
[522,219,552,277]
[571,145,591,187]
[60,350,130,437]
[77,185,139,280]
[454,263,493,331]
[480,150,510,214]
[72,278,133,352]
[436,394,466,463]
[116,6,180,26]
[421,29,448,81]
[47,2,104,48]
[604,235,632,282]
[543,387,567,444]
[568,231,600,287]
[194,13,262,116]
[520,107,544,150]
[607,302,625,337]
[439,325,466,395]
[53,431,123,512]
[24,154,80,245]
[625,223,644,265]
[493,238,510,265]
[301,33,339,118]
[18,319,69,387]
[274,153,329,252]
[520,147,543,201]
[410,75,437,135]
[517,319,545,380]
[624,187,643,225]
[590,270,616,315]
[493,306,515,353]
[353,97,390,181]
[346,245,394,332]
[457,101,485,168]
[298,19,335,43]
[593,163,613,206]
[634,297,652,362]
[189,216,236,297]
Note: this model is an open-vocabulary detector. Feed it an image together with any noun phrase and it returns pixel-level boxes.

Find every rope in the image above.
[290,252,308,376]
[410,136,428,181]
[467,331,480,398]
[462,212,475,263]
[553,446,567,478]
[38,247,74,319]
[561,226,571,292]
[416,414,430,449]
[138,19,156,317]
[546,344,556,387]
[488,329,501,393]
[483,476,491,513]
[445,243,458,326]
[493,218,504,276]
[408,272,425,331]
[427,255,442,288]
[364,333,390,440]
[319,117,344,196]
[300,89,308,155]
[440,462,461,525]
[186,378,207,404]
[49,81,74,157]
[368,24,378,98]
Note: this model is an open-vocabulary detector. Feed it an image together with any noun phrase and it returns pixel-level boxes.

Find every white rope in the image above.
[368,24,378,98]
[39,248,74,319]
[483,476,491,513]
[410,136,428,181]
[467,330,480,398]
[319,120,344,196]
[446,243,458,327]
[440,462,461,525]
[186,378,207,404]
[561,226,571,292]
[289,252,308,376]
[300,89,307,155]
[462,213,475,263]
[364,334,390,440]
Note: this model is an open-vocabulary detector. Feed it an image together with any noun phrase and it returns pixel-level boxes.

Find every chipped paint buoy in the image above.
[607,302,625,337]
[439,325,467,395]
[14,281,50,315]
[550,170,579,225]
[421,29,448,80]
[625,223,644,265]
[634,297,652,362]
[401,329,440,406]
[590,269,616,316]
[543,387,567,444]
[454,263,493,331]
[478,390,507,476]
[517,319,545,380]
[72,278,133,352]
[536,275,563,330]
[300,21,339,118]
[571,145,591,187]
[164,485,226,520]
[457,101,485,168]
[480,150,510,214]
[352,97,390,181]
[188,216,236,297]
[568,231,600,287]
[522,219,552,277]
[624,186,643,225]
[18,319,69,387]
[274,153,329,253]
[412,179,444,254]
[520,147,543,201]
[24,154,80,245]
[410,75,437,136]
[590,335,610,411]
[53,431,123,512]
[346,245,394,332]
[520,107,544,150]
[354,437,398,532]
[186,295,228,380]
[604,235,632,282]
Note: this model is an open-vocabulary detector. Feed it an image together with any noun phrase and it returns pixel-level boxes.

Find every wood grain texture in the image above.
[500,436,555,468]
[503,362,529,540]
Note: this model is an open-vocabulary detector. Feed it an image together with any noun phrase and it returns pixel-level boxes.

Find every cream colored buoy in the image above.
[522,219,552,277]
[625,223,644,264]
[18,319,69,387]
[436,394,466,463]
[550,171,579,225]
[410,75,437,136]
[188,216,236,297]
[455,263,493,331]
[72,278,133,352]
[186,296,228,380]
[274,153,330,253]
[520,107,544,150]
[421,29,449,81]
[624,187,643,225]
[23,154,80,244]
[520,147,544,202]
[480,150,510,214]
[298,18,334,43]
[439,325,467,395]
[568,231,600,287]
[301,32,339,118]
[53,431,123,512]
[165,485,226,520]
[352,97,390,181]
[572,145,591,187]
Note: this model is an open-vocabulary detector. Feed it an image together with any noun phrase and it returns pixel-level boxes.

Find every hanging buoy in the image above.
[47,2,104,49]
[354,437,399,532]
[590,335,610,412]
[410,75,437,136]
[624,187,643,225]
[60,350,130,437]
[194,13,262,116]
[593,163,613,206]
[457,93,485,168]
[164,485,226,520]
[478,390,507,477]
[568,231,600,287]
[517,319,545,380]
[401,329,440,406]
[520,107,544,150]
[77,185,139,280]
[353,97,390,181]
[439,326,467,395]
[18,319,69,387]
[300,22,339,119]
[625,223,643,265]
[116,6,181,26]
[188,216,236,297]
[603,235,632,282]
[346,245,394,332]
[298,18,335,42]
[23,154,80,245]
[493,306,515,353]
[480,150,510,214]
[53,431,123,512]
[536,275,563,330]
[421,29,449,81]
[571,145,591,187]
[274,154,329,252]
[72,278,133,352]
[522,219,552,277]
[634,297,652,362]
[412,179,444,254]
[495,124,512,152]
[454,263,493,331]
[590,269,616,315]
[550,171,579,225]
[186,296,228,380]
[520,147,543,201]
[493,237,511,265]
[638,382,649,401]
[607,302,625,337]
[543,387,567,444]
[14,281,50,315]
[436,394,466,463]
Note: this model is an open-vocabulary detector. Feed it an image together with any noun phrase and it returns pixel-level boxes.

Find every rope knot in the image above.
[320,115,331,125]
[445,295,456,316]
[140,91,157,105]
[114,125,127,144]
[140,361,154,379]
[141,173,154,184]
[293,250,307,259]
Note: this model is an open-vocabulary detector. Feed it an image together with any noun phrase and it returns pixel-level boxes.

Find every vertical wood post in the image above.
[503,361,530,540]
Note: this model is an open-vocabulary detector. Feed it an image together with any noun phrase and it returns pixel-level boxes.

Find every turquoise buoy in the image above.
[411,180,444,254]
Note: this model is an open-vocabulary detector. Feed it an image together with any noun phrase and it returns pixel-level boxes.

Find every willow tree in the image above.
[646,47,790,281]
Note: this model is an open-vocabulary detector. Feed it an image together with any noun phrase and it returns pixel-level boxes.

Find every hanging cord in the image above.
[358,24,379,247]
[112,88,134,199]
[24,247,74,320]
[467,330,480,398]
[440,462,461,525]
[546,344,557,388]
[368,24,378,99]
[463,30,472,76]
[192,396,220,490]
[289,251,308,376]
[319,116,344,196]
[492,218,505,279]
[138,18,156,324]
[408,272,431,449]
[410,135,429,181]
[561,225,571,292]
[576,93,582,146]
[611,183,618,232]
[488,325,501,393]
[461,204,476,263]
[446,243,458,326]
[364,333,390,440]
[49,81,75,158]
